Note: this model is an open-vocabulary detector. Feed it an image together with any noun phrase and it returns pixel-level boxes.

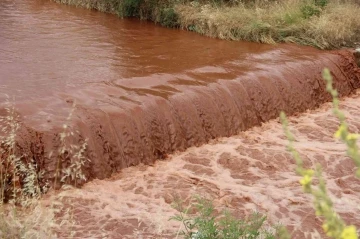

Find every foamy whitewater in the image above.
[44,90,360,239]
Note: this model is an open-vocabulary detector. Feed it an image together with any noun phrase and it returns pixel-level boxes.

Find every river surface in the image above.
[0,0,275,102]
[1,1,360,238]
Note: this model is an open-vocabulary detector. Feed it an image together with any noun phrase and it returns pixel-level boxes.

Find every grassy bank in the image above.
[54,0,360,49]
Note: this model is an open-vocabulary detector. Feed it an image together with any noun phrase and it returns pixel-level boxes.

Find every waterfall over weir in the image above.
[0,0,359,185]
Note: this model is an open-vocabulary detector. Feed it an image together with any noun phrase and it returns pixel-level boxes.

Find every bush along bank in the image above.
[54,0,360,49]
[54,0,181,28]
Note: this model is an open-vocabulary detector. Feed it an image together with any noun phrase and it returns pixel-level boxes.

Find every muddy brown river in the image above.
[1,0,360,238]
[1,0,278,101]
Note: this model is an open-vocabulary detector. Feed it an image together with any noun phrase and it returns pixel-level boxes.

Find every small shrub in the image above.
[0,103,42,204]
[170,196,281,239]
[160,7,179,27]
[118,0,142,17]
[314,0,328,8]
[54,118,90,188]
[300,4,321,18]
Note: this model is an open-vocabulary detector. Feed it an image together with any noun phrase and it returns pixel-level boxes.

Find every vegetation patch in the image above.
[170,196,287,239]
[54,0,360,49]
[175,0,360,49]
[0,102,89,238]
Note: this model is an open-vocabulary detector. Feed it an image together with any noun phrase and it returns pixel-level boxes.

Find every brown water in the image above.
[51,90,360,238]
[0,0,273,101]
[2,0,360,237]
[1,0,360,183]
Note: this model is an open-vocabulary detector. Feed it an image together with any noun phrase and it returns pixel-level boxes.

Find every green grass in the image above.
[170,196,289,239]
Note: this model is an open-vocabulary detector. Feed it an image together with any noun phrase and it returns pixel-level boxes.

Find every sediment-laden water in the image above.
[1,2,360,231]
[49,90,360,238]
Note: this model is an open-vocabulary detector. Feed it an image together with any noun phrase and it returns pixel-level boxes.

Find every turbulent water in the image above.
[1,0,360,237]
[50,91,360,238]
[1,0,360,184]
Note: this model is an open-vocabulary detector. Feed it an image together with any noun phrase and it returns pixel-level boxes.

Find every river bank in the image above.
[54,0,360,49]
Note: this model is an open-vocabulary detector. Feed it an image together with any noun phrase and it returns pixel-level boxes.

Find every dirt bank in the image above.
[47,88,360,238]
[6,47,360,190]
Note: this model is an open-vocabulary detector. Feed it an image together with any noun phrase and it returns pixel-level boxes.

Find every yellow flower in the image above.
[300,175,312,186]
[346,133,359,141]
[341,225,358,239]
[335,125,346,139]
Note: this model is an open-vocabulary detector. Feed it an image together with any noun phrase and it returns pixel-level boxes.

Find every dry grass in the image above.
[306,2,360,47]
[176,0,360,48]
[0,100,89,238]
[53,0,360,49]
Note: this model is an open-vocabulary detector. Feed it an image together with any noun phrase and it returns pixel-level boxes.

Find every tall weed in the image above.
[0,102,90,238]
[280,68,359,239]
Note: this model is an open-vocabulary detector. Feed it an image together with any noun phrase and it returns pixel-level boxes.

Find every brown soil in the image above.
[46,89,360,238]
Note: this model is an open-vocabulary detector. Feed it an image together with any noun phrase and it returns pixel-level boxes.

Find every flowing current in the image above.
[1,0,360,182]
[1,0,279,101]
[1,1,360,237]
